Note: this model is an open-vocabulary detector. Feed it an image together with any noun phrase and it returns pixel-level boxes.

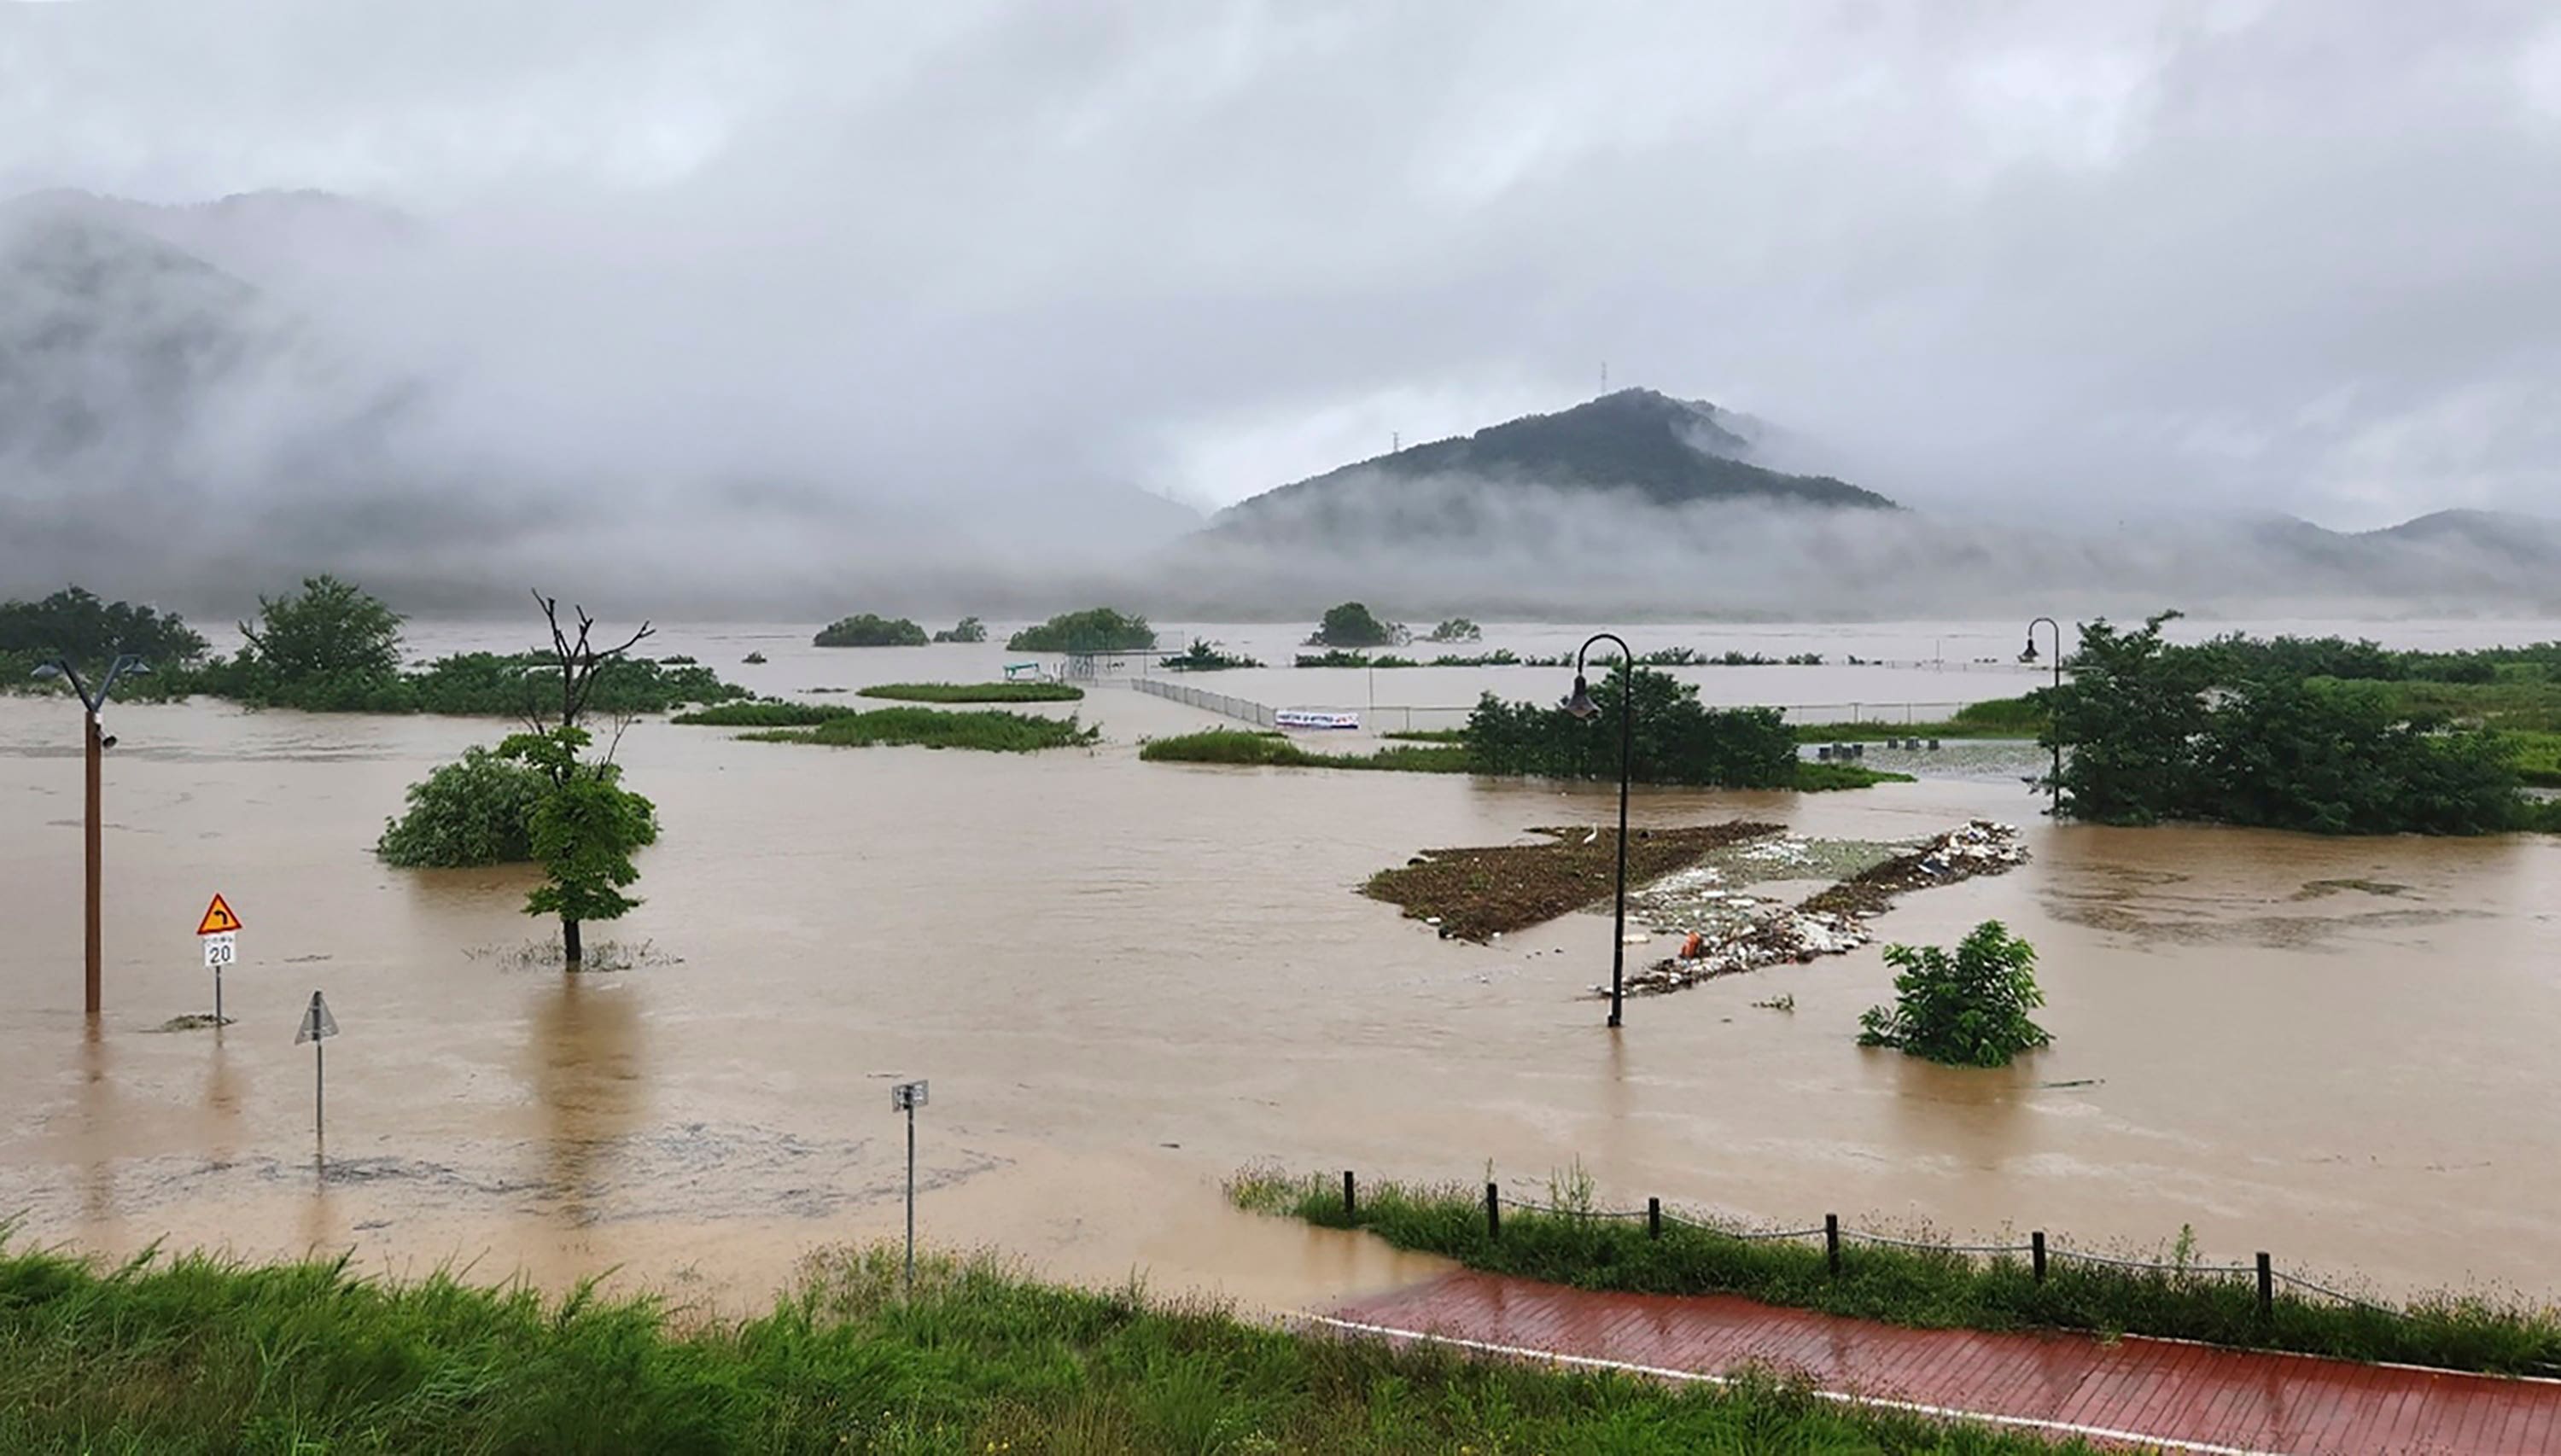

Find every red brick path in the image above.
[1325,1270,2561,1453]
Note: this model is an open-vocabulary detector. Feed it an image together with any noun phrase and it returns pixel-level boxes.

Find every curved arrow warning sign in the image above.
[196,894,242,936]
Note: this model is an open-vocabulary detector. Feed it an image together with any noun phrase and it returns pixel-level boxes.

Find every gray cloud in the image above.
[2,0,2558,617]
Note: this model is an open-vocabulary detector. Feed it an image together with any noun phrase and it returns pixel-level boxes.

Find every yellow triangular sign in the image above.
[195,894,242,936]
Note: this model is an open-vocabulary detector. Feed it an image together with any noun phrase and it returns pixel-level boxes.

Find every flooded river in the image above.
[4,618,2560,1317]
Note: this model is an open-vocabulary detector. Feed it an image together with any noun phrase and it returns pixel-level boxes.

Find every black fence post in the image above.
[2031,1231,2047,1284]
[1343,1170,1356,1219]
[1486,1182,1502,1241]
[1825,1214,1841,1276]
[2257,1252,2273,1318]
[1648,1197,1661,1240]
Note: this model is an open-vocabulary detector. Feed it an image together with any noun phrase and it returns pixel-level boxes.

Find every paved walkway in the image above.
[1324,1270,2561,1453]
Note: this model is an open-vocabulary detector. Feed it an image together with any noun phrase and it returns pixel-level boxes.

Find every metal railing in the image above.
[1327,1172,2440,1329]
[1133,677,1275,729]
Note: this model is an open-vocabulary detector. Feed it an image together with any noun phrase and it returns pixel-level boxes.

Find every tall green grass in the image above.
[1230,1169,2561,1377]
[1140,729,1471,772]
[674,702,859,727]
[0,1241,2085,1453]
[856,682,1085,703]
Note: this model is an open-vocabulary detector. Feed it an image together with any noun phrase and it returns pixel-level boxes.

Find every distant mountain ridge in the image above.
[1213,388,1896,541]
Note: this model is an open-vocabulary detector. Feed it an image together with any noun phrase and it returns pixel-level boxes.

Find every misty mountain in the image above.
[1210,388,1895,545]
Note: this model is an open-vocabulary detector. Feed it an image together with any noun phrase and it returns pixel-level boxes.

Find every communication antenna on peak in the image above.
[1601,359,1608,391]
[1391,431,1400,453]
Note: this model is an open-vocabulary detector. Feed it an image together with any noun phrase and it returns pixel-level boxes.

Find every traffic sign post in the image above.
[195,895,242,1028]
[892,1080,928,1295]
[295,991,339,1140]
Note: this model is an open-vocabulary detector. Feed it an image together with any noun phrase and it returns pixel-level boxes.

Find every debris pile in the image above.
[1601,819,2027,999]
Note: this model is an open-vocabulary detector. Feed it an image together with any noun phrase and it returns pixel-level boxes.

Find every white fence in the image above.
[1134,677,1276,728]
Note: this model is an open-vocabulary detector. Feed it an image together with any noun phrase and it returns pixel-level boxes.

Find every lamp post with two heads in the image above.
[33,654,149,1017]
[1562,633,1634,1028]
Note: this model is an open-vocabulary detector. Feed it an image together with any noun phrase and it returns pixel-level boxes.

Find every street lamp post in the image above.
[33,654,149,1017]
[1562,632,1634,1029]
[2020,618,2062,815]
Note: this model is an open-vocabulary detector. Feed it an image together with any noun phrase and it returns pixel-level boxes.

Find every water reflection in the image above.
[528,973,645,1226]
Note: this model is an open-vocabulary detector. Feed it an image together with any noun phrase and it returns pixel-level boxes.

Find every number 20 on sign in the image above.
[196,894,241,1025]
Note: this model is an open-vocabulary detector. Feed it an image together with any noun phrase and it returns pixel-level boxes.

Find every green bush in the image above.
[1859,921,2051,1067]
[1425,616,1483,643]
[813,614,928,647]
[930,615,987,643]
[374,747,550,867]
[1005,608,1154,653]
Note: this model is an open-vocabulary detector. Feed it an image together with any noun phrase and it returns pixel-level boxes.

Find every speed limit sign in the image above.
[202,934,236,970]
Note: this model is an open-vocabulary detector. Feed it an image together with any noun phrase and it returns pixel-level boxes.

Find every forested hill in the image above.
[1213,388,1897,538]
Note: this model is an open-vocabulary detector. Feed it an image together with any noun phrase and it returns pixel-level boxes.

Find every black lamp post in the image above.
[2020,618,2062,814]
[1563,632,1634,1028]
[32,654,149,1017]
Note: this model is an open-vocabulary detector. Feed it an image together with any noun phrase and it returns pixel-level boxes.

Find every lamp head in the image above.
[31,661,63,682]
[2018,635,2039,665]
[1561,673,1601,720]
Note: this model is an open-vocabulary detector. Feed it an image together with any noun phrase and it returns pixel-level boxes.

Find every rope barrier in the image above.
[2048,1249,2256,1275]
[2273,1272,2402,1316]
[1844,1232,2034,1255]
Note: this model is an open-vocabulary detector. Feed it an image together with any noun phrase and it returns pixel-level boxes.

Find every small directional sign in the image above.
[891,1079,928,1111]
[195,894,242,936]
[295,990,338,1044]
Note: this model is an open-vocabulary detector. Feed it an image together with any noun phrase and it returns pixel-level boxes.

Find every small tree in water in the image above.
[500,725,656,964]
[1858,920,2051,1067]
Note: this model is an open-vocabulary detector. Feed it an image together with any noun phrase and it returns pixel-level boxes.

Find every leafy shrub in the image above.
[1006,608,1154,653]
[813,614,929,647]
[1424,617,1482,643]
[375,747,552,867]
[674,701,857,727]
[931,616,988,643]
[738,707,1100,752]
[1859,920,2051,1067]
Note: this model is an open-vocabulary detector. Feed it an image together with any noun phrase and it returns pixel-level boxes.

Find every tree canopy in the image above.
[1006,608,1155,653]
[1463,664,1798,787]
[1307,602,1404,649]
[814,614,929,647]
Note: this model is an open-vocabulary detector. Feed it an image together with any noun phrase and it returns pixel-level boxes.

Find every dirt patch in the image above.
[1363,821,1782,941]
[1797,820,2029,917]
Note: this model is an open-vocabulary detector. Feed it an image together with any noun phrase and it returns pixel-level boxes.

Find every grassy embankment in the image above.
[1144,729,1912,789]
[674,702,1097,752]
[0,1242,2086,1454]
[1366,822,1782,941]
[1231,1170,2561,1377]
[855,682,1084,703]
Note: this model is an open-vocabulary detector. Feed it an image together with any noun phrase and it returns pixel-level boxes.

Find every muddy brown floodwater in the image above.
[5,620,2561,1320]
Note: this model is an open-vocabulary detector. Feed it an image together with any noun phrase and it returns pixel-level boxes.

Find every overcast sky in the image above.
[5,0,2560,531]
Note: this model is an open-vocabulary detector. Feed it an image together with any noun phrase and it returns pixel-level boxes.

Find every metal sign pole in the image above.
[315,1039,324,1139]
[905,1097,916,1295]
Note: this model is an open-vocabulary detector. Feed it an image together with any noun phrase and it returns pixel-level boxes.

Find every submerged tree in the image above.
[1858,920,2050,1068]
[500,725,657,964]
[507,595,661,964]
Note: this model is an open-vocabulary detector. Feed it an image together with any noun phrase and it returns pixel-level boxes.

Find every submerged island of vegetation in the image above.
[5,579,747,717]
[855,681,1082,703]
[1005,607,1154,653]
[2047,613,2561,835]
[676,701,1096,752]
[812,614,929,648]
